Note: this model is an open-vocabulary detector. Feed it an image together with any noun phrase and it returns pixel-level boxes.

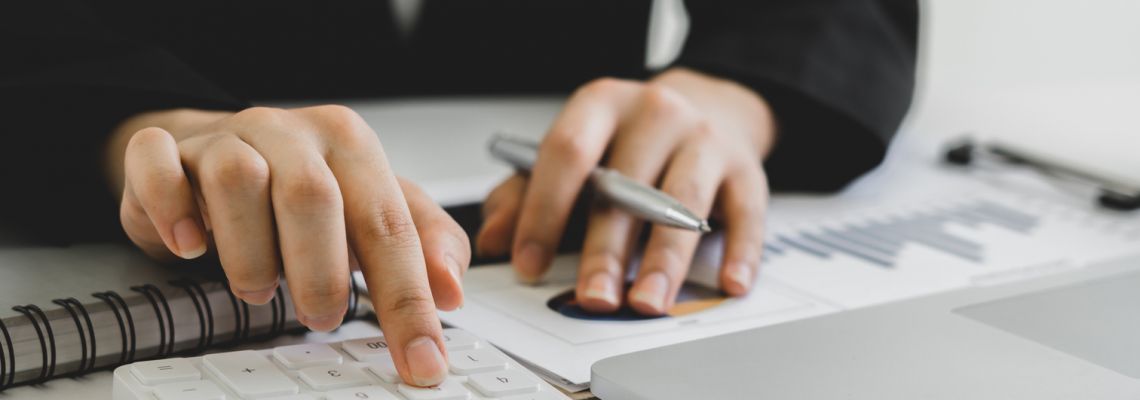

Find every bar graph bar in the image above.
[764,200,1041,268]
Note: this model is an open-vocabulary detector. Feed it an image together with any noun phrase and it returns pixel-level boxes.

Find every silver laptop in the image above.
[591,253,1140,399]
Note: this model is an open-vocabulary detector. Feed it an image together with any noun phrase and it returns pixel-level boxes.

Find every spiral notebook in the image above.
[0,244,369,392]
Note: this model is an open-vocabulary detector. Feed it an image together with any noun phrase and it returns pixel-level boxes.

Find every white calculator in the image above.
[112,329,569,400]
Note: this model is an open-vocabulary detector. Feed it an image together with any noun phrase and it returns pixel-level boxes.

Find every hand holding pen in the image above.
[476,70,777,315]
[490,135,711,233]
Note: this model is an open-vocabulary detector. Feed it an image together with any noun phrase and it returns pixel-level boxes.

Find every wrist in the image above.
[104,108,234,196]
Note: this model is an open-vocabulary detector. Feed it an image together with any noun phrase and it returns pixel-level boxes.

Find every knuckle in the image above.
[279,168,341,211]
[133,168,184,204]
[296,281,350,309]
[359,204,419,247]
[645,241,688,274]
[204,148,270,190]
[313,104,359,121]
[639,83,690,116]
[577,77,628,98]
[664,176,712,210]
[127,127,169,150]
[224,266,277,289]
[140,165,184,189]
[688,118,716,140]
[234,106,285,123]
[543,132,595,169]
[385,287,435,317]
[312,105,371,142]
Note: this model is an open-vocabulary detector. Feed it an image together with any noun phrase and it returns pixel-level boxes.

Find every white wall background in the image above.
[648,1,1140,181]
[905,0,1140,182]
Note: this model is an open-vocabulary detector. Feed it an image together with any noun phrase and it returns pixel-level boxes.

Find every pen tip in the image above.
[699,221,712,233]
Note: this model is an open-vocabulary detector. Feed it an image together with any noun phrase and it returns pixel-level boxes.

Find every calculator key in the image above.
[441,330,478,350]
[273,343,343,369]
[397,379,471,400]
[152,380,226,400]
[326,386,401,400]
[265,395,319,400]
[298,364,371,391]
[129,358,201,385]
[366,359,401,383]
[341,337,391,361]
[448,348,507,375]
[469,369,540,397]
[203,351,299,398]
[502,391,569,400]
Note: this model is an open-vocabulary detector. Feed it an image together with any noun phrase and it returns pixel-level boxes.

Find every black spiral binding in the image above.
[263,287,280,340]
[130,285,176,357]
[10,305,55,384]
[151,285,177,356]
[240,301,251,340]
[25,305,57,382]
[221,285,244,344]
[93,291,137,364]
[0,313,15,390]
[51,298,97,376]
[51,301,85,376]
[274,288,287,335]
[0,276,352,392]
[348,276,360,320]
[185,281,216,348]
[62,299,96,374]
[169,280,209,353]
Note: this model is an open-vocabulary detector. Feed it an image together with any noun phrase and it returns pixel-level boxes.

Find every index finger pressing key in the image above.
[321,116,448,388]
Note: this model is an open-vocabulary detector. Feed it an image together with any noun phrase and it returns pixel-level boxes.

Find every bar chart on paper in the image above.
[767,200,1038,267]
[760,194,1140,308]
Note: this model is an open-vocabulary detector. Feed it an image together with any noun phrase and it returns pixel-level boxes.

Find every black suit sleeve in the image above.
[0,2,247,243]
[673,0,918,192]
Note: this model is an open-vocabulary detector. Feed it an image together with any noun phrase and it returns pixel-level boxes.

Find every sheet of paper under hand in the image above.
[439,190,1140,391]
[440,233,835,390]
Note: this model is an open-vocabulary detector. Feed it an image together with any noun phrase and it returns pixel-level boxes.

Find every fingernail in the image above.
[583,272,619,308]
[631,272,670,314]
[405,336,447,386]
[172,218,206,259]
[514,242,549,284]
[236,287,277,305]
[728,263,754,292]
[297,312,344,333]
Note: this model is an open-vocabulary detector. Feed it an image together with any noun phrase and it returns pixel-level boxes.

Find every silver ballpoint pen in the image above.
[488,134,712,233]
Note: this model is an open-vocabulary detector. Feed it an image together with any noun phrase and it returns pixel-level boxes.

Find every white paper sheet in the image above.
[440,189,1140,387]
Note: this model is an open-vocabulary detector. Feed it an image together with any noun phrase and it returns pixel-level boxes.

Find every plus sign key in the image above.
[203,350,299,397]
